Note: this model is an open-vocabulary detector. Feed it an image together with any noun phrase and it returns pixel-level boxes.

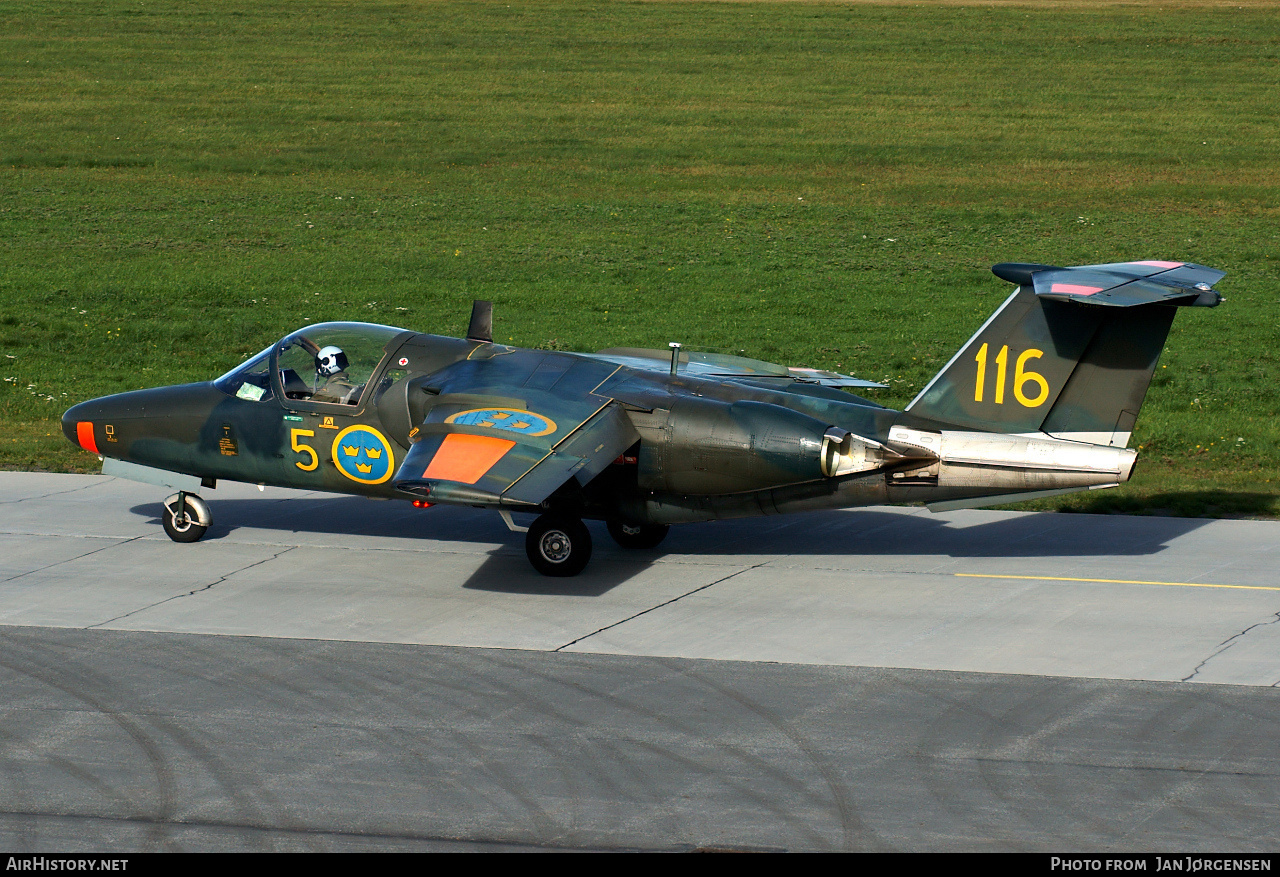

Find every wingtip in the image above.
[991,263,1062,286]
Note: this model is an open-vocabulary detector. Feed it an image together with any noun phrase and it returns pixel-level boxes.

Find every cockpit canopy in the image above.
[215,322,408,407]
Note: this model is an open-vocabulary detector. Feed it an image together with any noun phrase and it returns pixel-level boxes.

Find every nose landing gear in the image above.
[162,492,211,543]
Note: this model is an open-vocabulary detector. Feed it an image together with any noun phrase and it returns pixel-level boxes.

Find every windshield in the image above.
[275,322,407,407]
[214,344,276,402]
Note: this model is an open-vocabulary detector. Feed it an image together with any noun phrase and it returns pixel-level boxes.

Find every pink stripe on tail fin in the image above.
[1050,283,1104,296]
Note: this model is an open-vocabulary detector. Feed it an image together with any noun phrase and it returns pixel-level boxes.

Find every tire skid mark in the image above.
[149,637,479,847]
[139,712,319,853]
[969,683,1122,845]
[521,730,593,846]
[912,677,1015,844]
[456,650,836,847]
[278,641,510,735]
[0,714,140,816]
[245,645,531,843]
[473,650,824,800]
[1119,691,1239,843]
[6,627,1279,850]
[623,735,830,850]
[566,735,656,838]
[465,650,834,839]
[452,729,564,842]
[963,684,1135,845]
[0,637,179,850]
[4,632,352,852]
[19,632,297,851]
[661,658,868,852]
[0,808,685,851]
[0,715,37,852]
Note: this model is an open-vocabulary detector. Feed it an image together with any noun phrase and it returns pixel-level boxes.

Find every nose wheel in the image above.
[525,514,592,577]
[162,492,211,543]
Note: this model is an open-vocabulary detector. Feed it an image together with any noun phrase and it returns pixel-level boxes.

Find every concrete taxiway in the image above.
[1,472,1278,851]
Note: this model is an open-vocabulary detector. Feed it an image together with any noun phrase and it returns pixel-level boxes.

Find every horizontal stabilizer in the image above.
[992,261,1225,308]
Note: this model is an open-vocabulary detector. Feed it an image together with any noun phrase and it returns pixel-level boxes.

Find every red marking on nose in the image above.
[76,422,99,454]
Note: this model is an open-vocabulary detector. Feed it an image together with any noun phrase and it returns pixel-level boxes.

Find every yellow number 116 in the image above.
[974,344,1050,408]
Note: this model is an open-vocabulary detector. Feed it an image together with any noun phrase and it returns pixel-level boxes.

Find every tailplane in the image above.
[905,261,1223,446]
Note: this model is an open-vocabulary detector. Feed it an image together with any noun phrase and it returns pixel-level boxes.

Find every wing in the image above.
[590,348,885,389]
[392,352,639,508]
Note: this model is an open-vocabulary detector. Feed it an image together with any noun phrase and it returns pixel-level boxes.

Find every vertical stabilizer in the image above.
[905,287,1103,434]
[905,261,1223,444]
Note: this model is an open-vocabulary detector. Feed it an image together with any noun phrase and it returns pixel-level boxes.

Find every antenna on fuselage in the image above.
[467,300,493,344]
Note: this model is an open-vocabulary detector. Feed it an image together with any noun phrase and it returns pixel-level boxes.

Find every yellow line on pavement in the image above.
[954,573,1280,592]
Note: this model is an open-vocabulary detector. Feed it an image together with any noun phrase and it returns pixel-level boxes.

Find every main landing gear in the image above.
[521,513,671,576]
[162,492,211,543]
[606,519,670,550]
[525,514,592,577]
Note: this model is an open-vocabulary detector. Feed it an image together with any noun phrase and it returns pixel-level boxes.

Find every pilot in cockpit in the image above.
[312,345,360,404]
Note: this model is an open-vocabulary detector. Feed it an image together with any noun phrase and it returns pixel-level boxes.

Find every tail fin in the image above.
[905,261,1223,446]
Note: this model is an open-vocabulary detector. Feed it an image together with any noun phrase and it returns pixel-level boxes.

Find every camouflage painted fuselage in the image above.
[64,331,905,523]
[63,260,1225,529]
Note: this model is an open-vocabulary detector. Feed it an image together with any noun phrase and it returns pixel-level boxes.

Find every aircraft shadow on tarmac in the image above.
[131,495,1215,598]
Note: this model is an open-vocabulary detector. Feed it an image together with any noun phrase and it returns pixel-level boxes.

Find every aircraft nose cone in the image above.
[62,383,226,458]
[60,405,79,448]
[62,398,107,454]
[62,392,150,455]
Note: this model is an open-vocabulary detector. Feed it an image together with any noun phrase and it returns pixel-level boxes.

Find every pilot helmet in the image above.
[315,346,349,376]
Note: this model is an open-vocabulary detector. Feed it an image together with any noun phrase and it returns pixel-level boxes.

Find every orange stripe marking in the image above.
[423,433,515,485]
[76,421,99,455]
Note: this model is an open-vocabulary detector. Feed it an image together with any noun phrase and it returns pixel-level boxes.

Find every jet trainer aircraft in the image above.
[63,260,1223,576]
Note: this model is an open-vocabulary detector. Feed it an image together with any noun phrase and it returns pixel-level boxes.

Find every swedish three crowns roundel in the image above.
[445,407,557,437]
[331,425,395,485]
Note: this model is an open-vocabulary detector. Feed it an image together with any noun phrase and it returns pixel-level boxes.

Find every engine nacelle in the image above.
[635,398,839,496]
[884,426,1137,500]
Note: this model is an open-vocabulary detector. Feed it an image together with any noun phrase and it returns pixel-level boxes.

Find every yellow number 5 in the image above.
[291,428,319,471]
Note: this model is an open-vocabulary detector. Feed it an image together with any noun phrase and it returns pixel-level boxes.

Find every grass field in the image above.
[2,0,1278,516]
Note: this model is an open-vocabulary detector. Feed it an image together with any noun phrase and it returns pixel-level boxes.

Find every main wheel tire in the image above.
[162,494,209,543]
[606,519,670,550]
[525,515,592,577]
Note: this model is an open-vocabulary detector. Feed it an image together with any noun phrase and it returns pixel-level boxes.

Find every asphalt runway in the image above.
[2,472,1279,851]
